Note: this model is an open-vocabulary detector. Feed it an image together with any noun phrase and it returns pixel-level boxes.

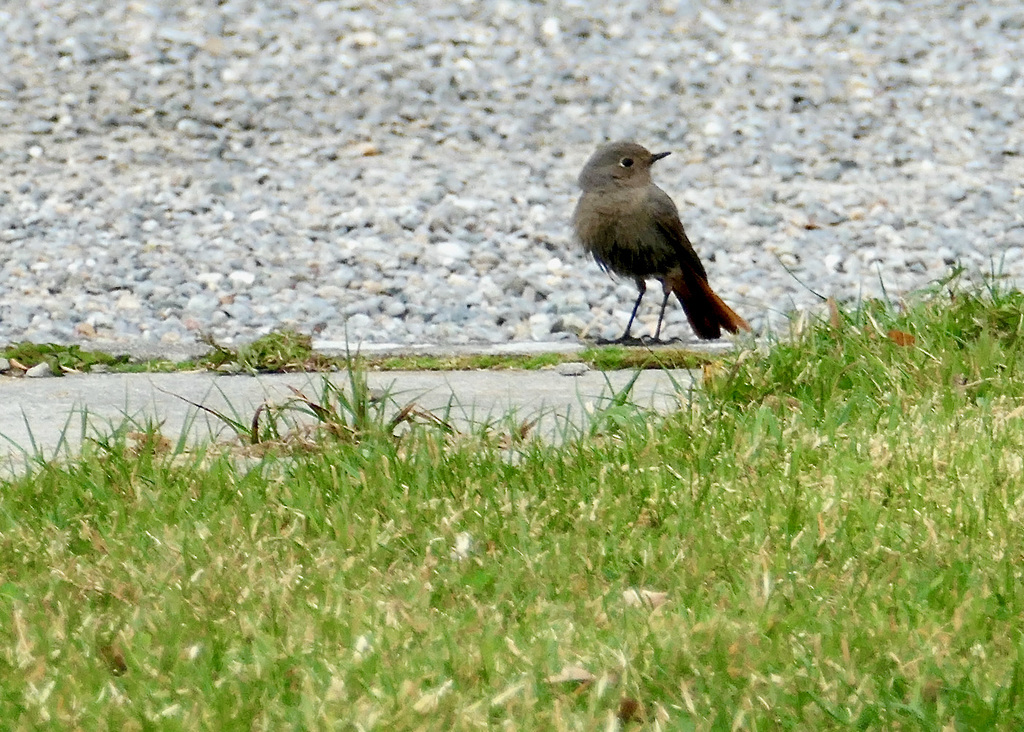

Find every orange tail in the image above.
[667,270,750,340]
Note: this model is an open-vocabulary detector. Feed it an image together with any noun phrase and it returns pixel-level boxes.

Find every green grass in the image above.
[366,347,710,372]
[2,342,130,375]
[3,329,715,375]
[4,278,1024,729]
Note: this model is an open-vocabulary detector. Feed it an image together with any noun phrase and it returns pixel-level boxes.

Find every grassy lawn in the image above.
[4,278,1024,729]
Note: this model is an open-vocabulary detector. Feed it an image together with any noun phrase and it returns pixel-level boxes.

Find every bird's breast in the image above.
[573,187,674,277]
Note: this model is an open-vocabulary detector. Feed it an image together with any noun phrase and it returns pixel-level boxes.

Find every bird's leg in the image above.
[620,279,647,341]
[653,284,672,341]
[597,279,647,345]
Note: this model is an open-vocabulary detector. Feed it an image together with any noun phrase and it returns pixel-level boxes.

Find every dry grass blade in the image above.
[546,664,595,685]
[388,402,418,430]
[516,418,537,442]
[250,403,267,445]
[155,385,258,443]
[827,296,841,330]
[389,402,454,434]
[286,386,336,424]
[498,417,538,449]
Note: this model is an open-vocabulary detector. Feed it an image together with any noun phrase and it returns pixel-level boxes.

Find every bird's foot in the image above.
[596,335,646,346]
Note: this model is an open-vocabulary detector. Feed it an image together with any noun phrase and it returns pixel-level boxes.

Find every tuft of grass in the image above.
[579,345,712,371]
[2,342,130,375]
[159,353,439,449]
[706,270,1024,412]
[200,329,336,373]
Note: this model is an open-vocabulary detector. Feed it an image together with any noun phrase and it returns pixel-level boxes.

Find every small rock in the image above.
[196,272,224,289]
[748,208,782,227]
[556,361,589,377]
[943,183,968,203]
[770,153,801,180]
[815,163,845,182]
[346,313,372,330]
[26,362,55,378]
[117,292,141,310]
[435,241,469,262]
[528,312,554,339]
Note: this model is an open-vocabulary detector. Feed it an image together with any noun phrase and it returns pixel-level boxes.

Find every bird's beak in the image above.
[651,151,671,163]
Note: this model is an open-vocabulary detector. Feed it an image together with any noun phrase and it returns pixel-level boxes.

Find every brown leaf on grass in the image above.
[126,431,172,456]
[887,329,916,347]
[617,697,642,723]
[98,642,128,676]
[827,296,841,329]
[546,664,595,685]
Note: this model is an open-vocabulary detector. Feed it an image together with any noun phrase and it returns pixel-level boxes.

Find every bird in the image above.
[572,140,750,342]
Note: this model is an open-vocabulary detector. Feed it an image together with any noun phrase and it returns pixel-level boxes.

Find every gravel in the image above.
[1,0,1022,348]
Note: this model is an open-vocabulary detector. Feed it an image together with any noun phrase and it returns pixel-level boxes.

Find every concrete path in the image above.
[0,366,697,476]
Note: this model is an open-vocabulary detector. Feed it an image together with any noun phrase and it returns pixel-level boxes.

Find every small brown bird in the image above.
[573,141,750,342]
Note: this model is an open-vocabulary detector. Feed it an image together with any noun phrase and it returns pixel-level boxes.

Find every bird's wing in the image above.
[648,186,709,282]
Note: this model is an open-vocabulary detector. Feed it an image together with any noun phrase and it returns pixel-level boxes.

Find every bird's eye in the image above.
[619,157,634,168]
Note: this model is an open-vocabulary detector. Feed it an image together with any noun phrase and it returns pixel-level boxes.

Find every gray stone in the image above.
[556,361,590,377]
[25,362,55,378]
